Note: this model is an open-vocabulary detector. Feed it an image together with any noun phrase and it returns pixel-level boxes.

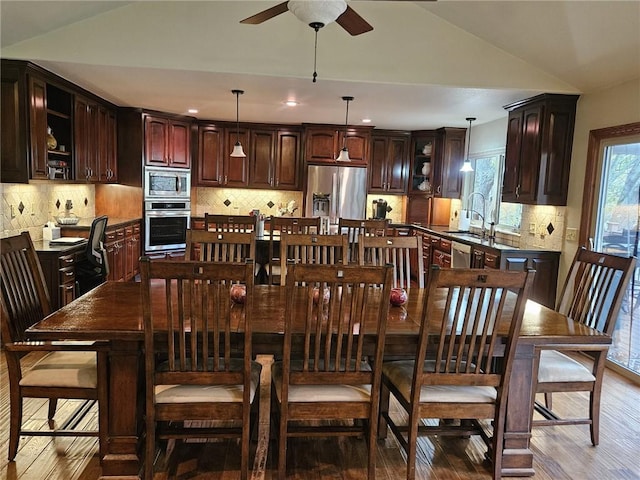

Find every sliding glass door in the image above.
[588,130,640,376]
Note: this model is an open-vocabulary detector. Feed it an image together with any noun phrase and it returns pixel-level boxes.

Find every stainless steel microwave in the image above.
[144,166,191,200]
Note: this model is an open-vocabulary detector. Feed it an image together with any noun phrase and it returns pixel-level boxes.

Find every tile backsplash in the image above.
[1,183,95,240]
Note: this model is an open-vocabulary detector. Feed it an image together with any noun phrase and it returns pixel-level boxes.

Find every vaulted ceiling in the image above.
[1,1,638,130]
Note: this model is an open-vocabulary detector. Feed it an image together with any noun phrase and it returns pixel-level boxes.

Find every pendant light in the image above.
[230,89,246,158]
[336,96,353,162]
[460,117,476,172]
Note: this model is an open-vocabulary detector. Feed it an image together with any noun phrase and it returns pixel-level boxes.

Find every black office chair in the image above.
[76,216,109,295]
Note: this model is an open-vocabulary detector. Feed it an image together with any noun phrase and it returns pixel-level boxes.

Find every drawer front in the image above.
[58,253,76,269]
[484,252,500,269]
[106,230,117,243]
[59,266,76,285]
[439,239,452,252]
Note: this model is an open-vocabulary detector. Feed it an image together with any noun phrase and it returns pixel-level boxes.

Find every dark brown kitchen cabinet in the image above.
[74,95,99,181]
[435,127,466,198]
[274,129,301,189]
[75,96,118,183]
[249,129,276,189]
[97,105,118,182]
[125,223,141,280]
[369,131,410,194]
[197,124,225,186]
[409,132,436,194]
[224,127,250,187]
[196,123,301,190]
[502,93,579,205]
[36,245,82,311]
[250,128,301,189]
[145,115,191,168]
[303,124,371,166]
[1,59,117,183]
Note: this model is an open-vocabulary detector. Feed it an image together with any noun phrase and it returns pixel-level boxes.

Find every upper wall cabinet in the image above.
[368,130,410,194]
[303,124,372,166]
[502,93,579,205]
[435,127,466,199]
[409,128,465,199]
[75,95,118,183]
[196,123,302,190]
[144,115,191,168]
[1,59,118,184]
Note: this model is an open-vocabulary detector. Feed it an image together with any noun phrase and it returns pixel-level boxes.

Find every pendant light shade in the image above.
[230,89,246,158]
[336,96,353,162]
[460,117,476,172]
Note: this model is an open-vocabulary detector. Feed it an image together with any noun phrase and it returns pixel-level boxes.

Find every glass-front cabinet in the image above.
[410,133,436,194]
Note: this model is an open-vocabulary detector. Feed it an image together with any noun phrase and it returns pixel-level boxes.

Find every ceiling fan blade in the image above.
[240,1,289,25]
[335,5,373,36]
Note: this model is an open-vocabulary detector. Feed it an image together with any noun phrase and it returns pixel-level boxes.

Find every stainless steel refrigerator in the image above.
[305,165,368,226]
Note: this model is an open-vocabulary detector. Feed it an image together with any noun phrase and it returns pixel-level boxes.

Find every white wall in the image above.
[562,78,640,281]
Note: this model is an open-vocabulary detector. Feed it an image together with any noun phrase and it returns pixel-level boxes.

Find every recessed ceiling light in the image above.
[285,100,298,107]
[188,108,198,114]
[361,118,372,124]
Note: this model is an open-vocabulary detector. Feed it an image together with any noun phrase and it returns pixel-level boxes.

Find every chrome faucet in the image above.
[466,191,487,238]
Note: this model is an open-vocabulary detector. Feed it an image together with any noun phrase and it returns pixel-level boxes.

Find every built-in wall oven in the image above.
[144,200,191,252]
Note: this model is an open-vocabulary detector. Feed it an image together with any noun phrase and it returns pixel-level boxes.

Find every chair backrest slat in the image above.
[140,258,254,386]
[556,247,636,334]
[204,213,257,233]
[358,234,424,288]
[418,267,534,392]
[186,229,256,264]
[267,217,321,285]
[338,218,390,263]
[1,233,52,345]
[283,263,393,386]
[280,233,349,285]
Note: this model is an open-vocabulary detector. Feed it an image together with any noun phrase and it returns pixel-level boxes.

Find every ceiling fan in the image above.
[240,0,373,36]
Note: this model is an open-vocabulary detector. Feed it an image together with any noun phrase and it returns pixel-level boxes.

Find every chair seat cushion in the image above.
[272,360,372,403]
[537,349,596,383]
[155,360,262,404]
[20,351,97,388]
[382,360,497,404]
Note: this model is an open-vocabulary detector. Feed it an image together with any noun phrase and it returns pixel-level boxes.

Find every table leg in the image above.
[501,341,537,477]
[99,340,143,479]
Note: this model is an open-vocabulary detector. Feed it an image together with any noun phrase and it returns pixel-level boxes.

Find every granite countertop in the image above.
[58,217,141,230]
[410,224,560,253]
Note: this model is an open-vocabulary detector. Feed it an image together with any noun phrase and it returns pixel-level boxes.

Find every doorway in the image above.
[582,123,640,378]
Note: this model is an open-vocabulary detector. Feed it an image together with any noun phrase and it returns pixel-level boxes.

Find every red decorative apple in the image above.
[230,284,246,304]
[389,287,408,306]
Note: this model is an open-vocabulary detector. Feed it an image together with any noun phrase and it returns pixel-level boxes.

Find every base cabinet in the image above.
[36,246,82,311]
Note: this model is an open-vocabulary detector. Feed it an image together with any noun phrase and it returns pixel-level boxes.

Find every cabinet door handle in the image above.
[515,185,520,198]
[224,175,228,184]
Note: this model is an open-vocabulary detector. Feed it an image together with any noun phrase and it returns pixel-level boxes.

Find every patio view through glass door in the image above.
[592,137,640,376]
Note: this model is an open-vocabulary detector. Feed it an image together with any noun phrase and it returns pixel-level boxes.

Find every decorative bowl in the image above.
[55,214,80,225]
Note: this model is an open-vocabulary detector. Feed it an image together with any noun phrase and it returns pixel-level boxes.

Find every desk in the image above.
[27,281,611,478]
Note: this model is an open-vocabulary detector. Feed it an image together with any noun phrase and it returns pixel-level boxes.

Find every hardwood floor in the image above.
[1,354,639,480]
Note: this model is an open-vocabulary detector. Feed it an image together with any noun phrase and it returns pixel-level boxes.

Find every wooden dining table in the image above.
[26,280,612,479]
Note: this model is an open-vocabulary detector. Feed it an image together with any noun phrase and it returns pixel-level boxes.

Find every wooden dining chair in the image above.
[0,232,108,461]
[140,257,260,480]
[533,247,636,445]
[338,217,390,264]
[185,228,256,263]
[272,262,394,480]
[379,266,535,480]
[266,216,321,285]
[279,232,349,285]
[358,234,425,288]
[204,213,257,233]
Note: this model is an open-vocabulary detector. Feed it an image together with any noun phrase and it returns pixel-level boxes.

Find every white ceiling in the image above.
[1,1,639,130]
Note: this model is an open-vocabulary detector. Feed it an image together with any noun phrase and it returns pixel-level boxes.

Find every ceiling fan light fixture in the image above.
[336,95,354,162]
[460,117,476,172]
[231,89,246,158]
[288,0,347,26]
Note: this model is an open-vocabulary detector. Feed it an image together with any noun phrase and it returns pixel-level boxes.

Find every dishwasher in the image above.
[451,241,471,268]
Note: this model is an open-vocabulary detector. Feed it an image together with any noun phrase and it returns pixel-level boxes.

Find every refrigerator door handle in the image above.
[331,172,339,223]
